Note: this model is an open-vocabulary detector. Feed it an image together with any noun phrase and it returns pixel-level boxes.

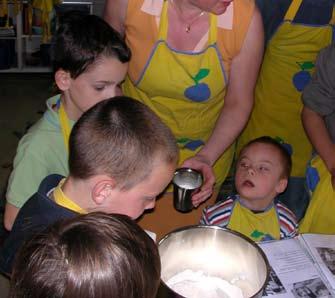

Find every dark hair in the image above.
[240,136,292,178]
[10,212,161,298]
[69,96,178,189]
[51,11,131,78]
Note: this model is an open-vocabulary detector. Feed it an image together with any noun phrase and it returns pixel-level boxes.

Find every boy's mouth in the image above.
[243,180,254,187]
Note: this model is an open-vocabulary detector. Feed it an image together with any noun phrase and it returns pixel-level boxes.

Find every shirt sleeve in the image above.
[285,222,298,239]
[200,207,210,225]
[6,138,51,208]
[302,44,335,117]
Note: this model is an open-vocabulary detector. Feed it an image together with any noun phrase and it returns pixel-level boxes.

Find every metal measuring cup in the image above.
[172,168,203,213]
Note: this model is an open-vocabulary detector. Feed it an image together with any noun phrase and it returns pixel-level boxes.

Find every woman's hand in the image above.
[182,154,215,207]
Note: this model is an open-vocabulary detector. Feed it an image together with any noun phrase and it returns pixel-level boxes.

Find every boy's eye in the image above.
[259,166,269,172]
[239,162,248,168]
[94,85,105,91]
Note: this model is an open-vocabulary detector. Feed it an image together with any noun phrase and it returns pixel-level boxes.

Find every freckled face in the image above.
[105,160,176,220]
[235,143,287,210]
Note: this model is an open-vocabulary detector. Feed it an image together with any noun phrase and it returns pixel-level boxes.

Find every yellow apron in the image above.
[58,101,71,154]
[299,156,335,234]
[237,0,334,177]
[228,201,280,242]
[123,1,234,187]
[32,0,61,43]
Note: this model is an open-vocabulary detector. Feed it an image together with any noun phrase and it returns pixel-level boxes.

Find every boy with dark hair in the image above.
[4,11,131,231]
[201,136,298,242]
[0,96,178,275]
[10,212,161,298]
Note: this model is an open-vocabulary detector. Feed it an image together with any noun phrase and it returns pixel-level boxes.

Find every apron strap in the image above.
[59,103,71,154]
[285,0,335,25]
[284,0,303,21]
[330,5,335,25]
[209,13,218,44]
[158,0,168,39]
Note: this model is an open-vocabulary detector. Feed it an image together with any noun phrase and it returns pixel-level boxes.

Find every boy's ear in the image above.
[275,178,288,194]
[92,180,115,205]
[55,69,71,91]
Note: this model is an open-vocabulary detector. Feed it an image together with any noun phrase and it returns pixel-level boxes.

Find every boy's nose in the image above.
[247,166,255,176]
[105,86,119,98]
[145,200,156,210]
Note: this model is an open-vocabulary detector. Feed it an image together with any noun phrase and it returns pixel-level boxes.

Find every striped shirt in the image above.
[200,195,298,241]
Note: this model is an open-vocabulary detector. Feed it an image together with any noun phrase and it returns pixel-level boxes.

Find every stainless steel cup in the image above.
[172,168,203,213]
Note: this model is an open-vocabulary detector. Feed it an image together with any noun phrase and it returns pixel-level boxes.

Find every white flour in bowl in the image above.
[166,269,246,298]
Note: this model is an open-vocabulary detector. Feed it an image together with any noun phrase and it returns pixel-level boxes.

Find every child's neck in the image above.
[238,196,275,213]
[60,94,81,121]
[61,177,93,211]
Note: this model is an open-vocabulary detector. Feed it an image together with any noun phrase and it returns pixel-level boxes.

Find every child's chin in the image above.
[238,186,255,197]
[239,193,253,202]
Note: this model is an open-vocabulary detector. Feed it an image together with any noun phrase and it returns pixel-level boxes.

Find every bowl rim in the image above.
[158,225,270,298]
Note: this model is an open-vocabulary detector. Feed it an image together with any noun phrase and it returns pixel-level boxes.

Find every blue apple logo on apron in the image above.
[184,68,211,102]
[292,61,314,92]
[306,165,320,192]
[177,137,205,151]
[275,136,293,156]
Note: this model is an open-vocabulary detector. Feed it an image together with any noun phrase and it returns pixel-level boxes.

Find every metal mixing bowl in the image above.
[157,225,269,298]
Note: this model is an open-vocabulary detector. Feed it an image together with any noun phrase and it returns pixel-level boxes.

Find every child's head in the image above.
[68,96,179,219]
[235,136,291,210]
[10,212,161,298]
[51,11,131,119]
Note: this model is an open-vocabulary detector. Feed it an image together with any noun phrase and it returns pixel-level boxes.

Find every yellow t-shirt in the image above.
[53,179,87,214]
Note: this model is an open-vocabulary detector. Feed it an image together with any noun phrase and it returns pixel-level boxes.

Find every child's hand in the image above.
[182,154,215,207]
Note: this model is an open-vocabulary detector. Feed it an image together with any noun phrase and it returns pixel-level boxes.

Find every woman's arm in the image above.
[199,7,264,165]
[185,7,264,206]
[103,0,128,36]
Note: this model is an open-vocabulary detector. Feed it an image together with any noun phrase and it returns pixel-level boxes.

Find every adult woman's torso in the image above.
[122,0,254,186]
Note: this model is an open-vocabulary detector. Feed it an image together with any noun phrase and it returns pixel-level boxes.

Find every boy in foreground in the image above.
[10,212,161,298]
[201,136,298,242]
[0,97,178,275]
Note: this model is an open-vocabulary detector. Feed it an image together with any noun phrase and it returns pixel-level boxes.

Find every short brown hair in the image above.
[52,12,131,78]
[69,96,178,189]
[240,136,292,179]
[10,212,161,298]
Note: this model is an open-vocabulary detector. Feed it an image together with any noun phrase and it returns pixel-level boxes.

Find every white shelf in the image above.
[0,36,16,39]
[0,66,51,73]
[21,35,43,38]
[0,1,93,72]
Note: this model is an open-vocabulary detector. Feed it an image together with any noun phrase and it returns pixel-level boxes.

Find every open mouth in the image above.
[243,180,254,187]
